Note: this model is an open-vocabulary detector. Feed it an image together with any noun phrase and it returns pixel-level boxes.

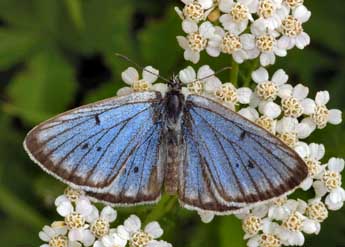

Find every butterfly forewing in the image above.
[180,95,308,212]
[24,91,164,194]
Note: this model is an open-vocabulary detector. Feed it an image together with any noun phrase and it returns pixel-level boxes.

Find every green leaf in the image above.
[63,0,84,30]
[138,9,181,75]
[6,50,77,124]
[0,29,38,69]
[219,216,246,247]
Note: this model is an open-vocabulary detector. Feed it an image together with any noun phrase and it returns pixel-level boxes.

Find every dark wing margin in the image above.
[24,91,164,196]
[179,94,308,213]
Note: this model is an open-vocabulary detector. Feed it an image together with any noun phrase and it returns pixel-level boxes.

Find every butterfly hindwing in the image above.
[180,95,308,212]
[87,120,165,205]
[24,91,164,194]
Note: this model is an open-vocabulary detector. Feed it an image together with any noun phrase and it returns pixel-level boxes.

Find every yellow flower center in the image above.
[220,32,242,54]
[306,201,328,222]
[273,196,288,206]
[256,34,276,52]
[183,2,205,22]
[284,0,304,8]
[215,84,238,103]
[65,212,86,229]
[305,158,321,177]
[282,211,303,231]
[255,81,278,100]
[258,0,276,18]
[230,3,249,22]
[323,171,341,190]
[188,32,208,52]
[277,132,298,148]
[311,105,329,129]
[49,235,68,247]
[91,218,110,238]
[260,234,281,247]
[187,80,204,94]
[132,80,151,92]
[256,116,275,133]
[281,15,303,37]
[281,97,304,118]
[242,215,262,235]
[130,231,153,247]
[64,187,83,203]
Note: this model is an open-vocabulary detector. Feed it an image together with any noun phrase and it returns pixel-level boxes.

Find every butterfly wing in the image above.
[180,95,308,213]
[24,91,164,199]
[86,119,165,205]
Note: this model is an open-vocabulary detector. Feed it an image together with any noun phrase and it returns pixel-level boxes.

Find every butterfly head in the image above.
[168,74,182,93]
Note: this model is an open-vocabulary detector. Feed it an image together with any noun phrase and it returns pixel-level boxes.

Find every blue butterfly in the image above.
[24,76,308,214]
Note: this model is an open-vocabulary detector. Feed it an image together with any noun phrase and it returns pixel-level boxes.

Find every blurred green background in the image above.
[0,0,344,246]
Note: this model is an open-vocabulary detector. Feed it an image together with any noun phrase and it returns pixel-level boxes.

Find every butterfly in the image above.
[24,73,308,214]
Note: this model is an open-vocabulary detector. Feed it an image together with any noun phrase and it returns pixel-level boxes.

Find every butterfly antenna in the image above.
[115,53,171,83]
[190,66,232,83]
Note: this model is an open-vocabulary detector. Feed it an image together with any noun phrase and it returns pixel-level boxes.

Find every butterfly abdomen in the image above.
[164,131,183,195]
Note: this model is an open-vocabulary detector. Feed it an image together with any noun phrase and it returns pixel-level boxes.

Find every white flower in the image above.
[247,27,287,66]
[177,21,218,63]
[250,68,289,117]
[39,223,81,247]
[207,26,256,63]
[295,142,325,190]
[247,219,282,247]
[175,0,214,24]
[118,66,159,96]
[124,215,172,247]
[219,0,257,34]
[254,0,288,31]
[313,158,345,211]
[279,83,315,118]
[276,117,311,147]
[179,65,222,95]
[89,206,117,239]
[278,5,311,50]
[213,82,252,110]
[301,91,343,129]
[57,197,97,246]
[94,226,129,247]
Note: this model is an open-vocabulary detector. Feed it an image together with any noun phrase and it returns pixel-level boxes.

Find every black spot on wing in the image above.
[134,167,139,173]
[95,114,101,125]
[248,160,255,169]
[240,131,246,140]
[81,143,89,150]
[96,147,102,152]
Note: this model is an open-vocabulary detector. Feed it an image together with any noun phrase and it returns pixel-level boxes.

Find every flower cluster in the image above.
[175,0,311,66]
[119,65,344,247]
[39,187,172,247]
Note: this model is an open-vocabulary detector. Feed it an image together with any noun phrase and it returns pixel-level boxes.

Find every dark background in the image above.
[0,0,344,246]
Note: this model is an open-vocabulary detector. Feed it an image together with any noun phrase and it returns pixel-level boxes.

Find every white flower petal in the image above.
[121,67,139,85]
[101,206,117,222]
[252,67,269,83]
[179,66,196,84]
[182,19,198,34]
[197,65,214,79]
[124,215,141,233]
[76,199,93,216]
[237,87,252,104]
[117,87,133,96]
[260,101,281,119]
[145,222,164,238]
[142,66,159,84]
[315,91,330,105]
[272,69,288,86]
[328,109,342,125]
[328,158,345,173]
[57,201,74,217]
[301,98,316,115]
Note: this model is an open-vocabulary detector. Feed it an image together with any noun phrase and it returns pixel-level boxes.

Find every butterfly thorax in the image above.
[163,79,185,195]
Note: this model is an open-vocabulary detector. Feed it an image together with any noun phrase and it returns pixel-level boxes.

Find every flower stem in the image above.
[230,58,239,87]
[243,58,259,88]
